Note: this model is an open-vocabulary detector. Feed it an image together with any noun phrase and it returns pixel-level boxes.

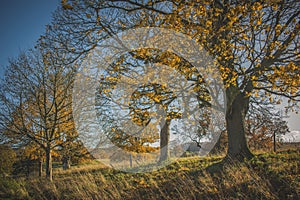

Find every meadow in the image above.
[1,149,299,200]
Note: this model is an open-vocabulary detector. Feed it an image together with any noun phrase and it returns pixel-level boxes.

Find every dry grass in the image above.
[1,149,299,200]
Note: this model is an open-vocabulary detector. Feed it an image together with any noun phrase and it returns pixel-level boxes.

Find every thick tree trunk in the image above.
[159,119,171,162]
[45,146,53,181]
[225,90,253,161]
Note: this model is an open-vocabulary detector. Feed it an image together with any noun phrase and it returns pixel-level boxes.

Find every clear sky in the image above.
[0,0,59,76]
[0,0,299,132]
[287,112,300,131]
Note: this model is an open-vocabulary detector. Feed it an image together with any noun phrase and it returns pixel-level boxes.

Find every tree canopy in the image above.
[1,0,298,178]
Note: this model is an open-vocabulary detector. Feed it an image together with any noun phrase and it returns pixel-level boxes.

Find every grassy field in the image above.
[0,149,299,200]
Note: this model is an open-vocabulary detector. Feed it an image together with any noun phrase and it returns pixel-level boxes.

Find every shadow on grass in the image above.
[205,161,225,175]
[205,153,299,200]
[1,150,298,200]
[249,155,299,200]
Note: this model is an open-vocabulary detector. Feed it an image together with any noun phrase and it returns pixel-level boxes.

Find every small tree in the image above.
[0,49,76,181]
[246,102,289,151]
[96,49,210,162]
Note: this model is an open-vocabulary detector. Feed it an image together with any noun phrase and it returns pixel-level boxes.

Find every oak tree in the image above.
[47,0,299,161]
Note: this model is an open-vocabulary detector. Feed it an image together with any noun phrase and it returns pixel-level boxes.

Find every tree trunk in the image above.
[159,119,171,162]
[129,154,133,168]
[273,131,276,152]
[38,157,43,177]
[225,89,253,161]
[62,156,71,170]
[45,146,53,181]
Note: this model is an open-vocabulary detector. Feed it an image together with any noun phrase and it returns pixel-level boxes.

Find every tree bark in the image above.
[159,119,171,162]
[273,131,276,152]
[45,146,53,181]
[38,157,43,177]
[62,156,71,170]
[225,89,253,161]
[129,154,133,168]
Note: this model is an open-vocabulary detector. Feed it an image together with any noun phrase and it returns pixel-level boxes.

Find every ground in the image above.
[1,148,299,200]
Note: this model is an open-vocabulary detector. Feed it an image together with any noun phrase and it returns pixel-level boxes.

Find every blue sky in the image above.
[0,0,59,76]
[0,0,299,132]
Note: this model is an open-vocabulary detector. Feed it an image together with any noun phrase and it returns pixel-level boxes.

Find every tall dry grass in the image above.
[1,149,299,200]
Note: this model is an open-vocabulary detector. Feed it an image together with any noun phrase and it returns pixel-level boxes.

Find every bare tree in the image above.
[246,101,289,152]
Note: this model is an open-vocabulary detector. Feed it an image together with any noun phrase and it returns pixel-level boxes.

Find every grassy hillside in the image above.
[1,149,299,200]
